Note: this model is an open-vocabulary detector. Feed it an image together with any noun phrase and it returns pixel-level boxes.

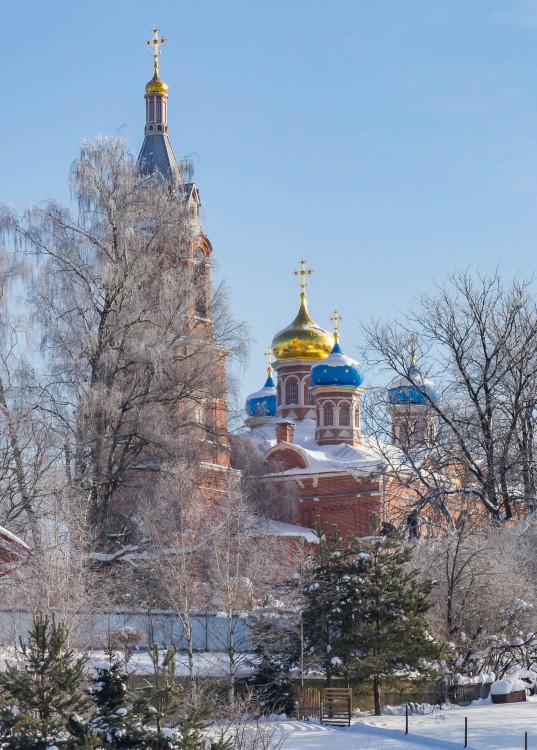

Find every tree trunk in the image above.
[0,376,42,552]
[373,674,382,716]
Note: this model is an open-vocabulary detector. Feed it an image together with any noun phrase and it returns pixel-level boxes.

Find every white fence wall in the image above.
[0,609,252,652]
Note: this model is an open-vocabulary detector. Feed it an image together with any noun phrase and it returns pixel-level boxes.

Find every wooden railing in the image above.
[322,687,352,726]
[295,687,352,726]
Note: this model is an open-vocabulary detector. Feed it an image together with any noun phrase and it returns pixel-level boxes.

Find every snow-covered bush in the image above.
[412,520,537,681]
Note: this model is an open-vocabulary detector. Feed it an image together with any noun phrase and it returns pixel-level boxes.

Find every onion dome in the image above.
[245,371,277,418]
[387,366,437,405]
[146,71,168,96]
[311,339,363,387]
[272,292,334,361]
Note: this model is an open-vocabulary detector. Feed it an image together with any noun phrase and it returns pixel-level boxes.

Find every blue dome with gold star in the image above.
[387,366,437,405]
[245,373,277,417]
[311,341,363,387]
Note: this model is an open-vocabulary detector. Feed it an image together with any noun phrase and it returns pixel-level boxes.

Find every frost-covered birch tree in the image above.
[1,136,245,547]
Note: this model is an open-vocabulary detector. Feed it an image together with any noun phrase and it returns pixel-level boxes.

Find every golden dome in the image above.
[146,70,168,96]
[272,293,335,361]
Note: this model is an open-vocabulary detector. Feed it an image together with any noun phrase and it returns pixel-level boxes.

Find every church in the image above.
[135,29,445,543]
[243,261,442,539]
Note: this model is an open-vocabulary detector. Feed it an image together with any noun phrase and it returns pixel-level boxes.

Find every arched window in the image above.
[340,404,350,426]
[286,379,298,405]
[304,377,315,406]
[193,253,208,317]
[324,404,333,426]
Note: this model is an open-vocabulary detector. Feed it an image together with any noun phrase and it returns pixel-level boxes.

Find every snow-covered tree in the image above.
[341,534,444,715]
[0,614,91,750]
[1,136,245,546]
[245,608,301,715]
[363,269,537,524]
[413,518,537,679]
[301,526,354,687]
[301,530,444,714]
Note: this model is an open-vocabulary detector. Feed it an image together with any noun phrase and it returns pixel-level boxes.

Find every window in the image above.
[340,404,350,426]
[194,260,207,317]
[286,379,298,405]
[157,100,162,122]
[305,378,315,405]
[149,100,155,121]
[324,404,333,425]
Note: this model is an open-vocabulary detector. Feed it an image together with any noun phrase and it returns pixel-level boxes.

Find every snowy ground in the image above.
[89,651,254,678]
[278,697,537,749]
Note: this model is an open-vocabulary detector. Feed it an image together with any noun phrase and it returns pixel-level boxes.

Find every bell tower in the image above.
[387,341,437,449]
[137,27,180,179]
[135,28,231,477]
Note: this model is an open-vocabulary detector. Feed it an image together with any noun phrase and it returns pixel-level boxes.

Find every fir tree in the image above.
[301,531,445,714]
[245,609,301,715]
[0,614,92,750]
[88,653,142,749]
[341,534,445,715]
[134,645,215,750]
[133,645,182,742]
[88,645,225,750]
[301,525,354,686]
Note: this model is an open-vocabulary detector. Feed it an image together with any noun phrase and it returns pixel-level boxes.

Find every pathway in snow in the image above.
[279,698,537,749]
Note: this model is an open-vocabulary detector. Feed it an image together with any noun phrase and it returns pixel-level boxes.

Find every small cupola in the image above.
[245,349,277,428]
[311,312,365,447]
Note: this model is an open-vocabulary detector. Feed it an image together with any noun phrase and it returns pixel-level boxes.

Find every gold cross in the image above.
[330,310,342,341]
[293,259,312,293]
[407,333,418,366]
[264,347,273,375]
[146,27,166,73]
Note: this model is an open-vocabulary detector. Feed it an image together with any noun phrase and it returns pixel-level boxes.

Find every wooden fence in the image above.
[295,687,352,726]
[295,687,323,721]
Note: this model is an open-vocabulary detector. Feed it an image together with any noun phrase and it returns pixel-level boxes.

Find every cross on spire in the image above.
[264,347,273,376]
[146,27,166,73]
[407,333,418,366]
[293,259,312,295]
[330,310,342,341]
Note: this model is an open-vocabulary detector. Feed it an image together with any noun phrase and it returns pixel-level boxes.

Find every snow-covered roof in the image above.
[244,516,319,544]
[0,525,31,575]
[248,418,399,477]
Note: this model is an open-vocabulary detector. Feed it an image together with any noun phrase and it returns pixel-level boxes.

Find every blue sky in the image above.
[3,1,537,412]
